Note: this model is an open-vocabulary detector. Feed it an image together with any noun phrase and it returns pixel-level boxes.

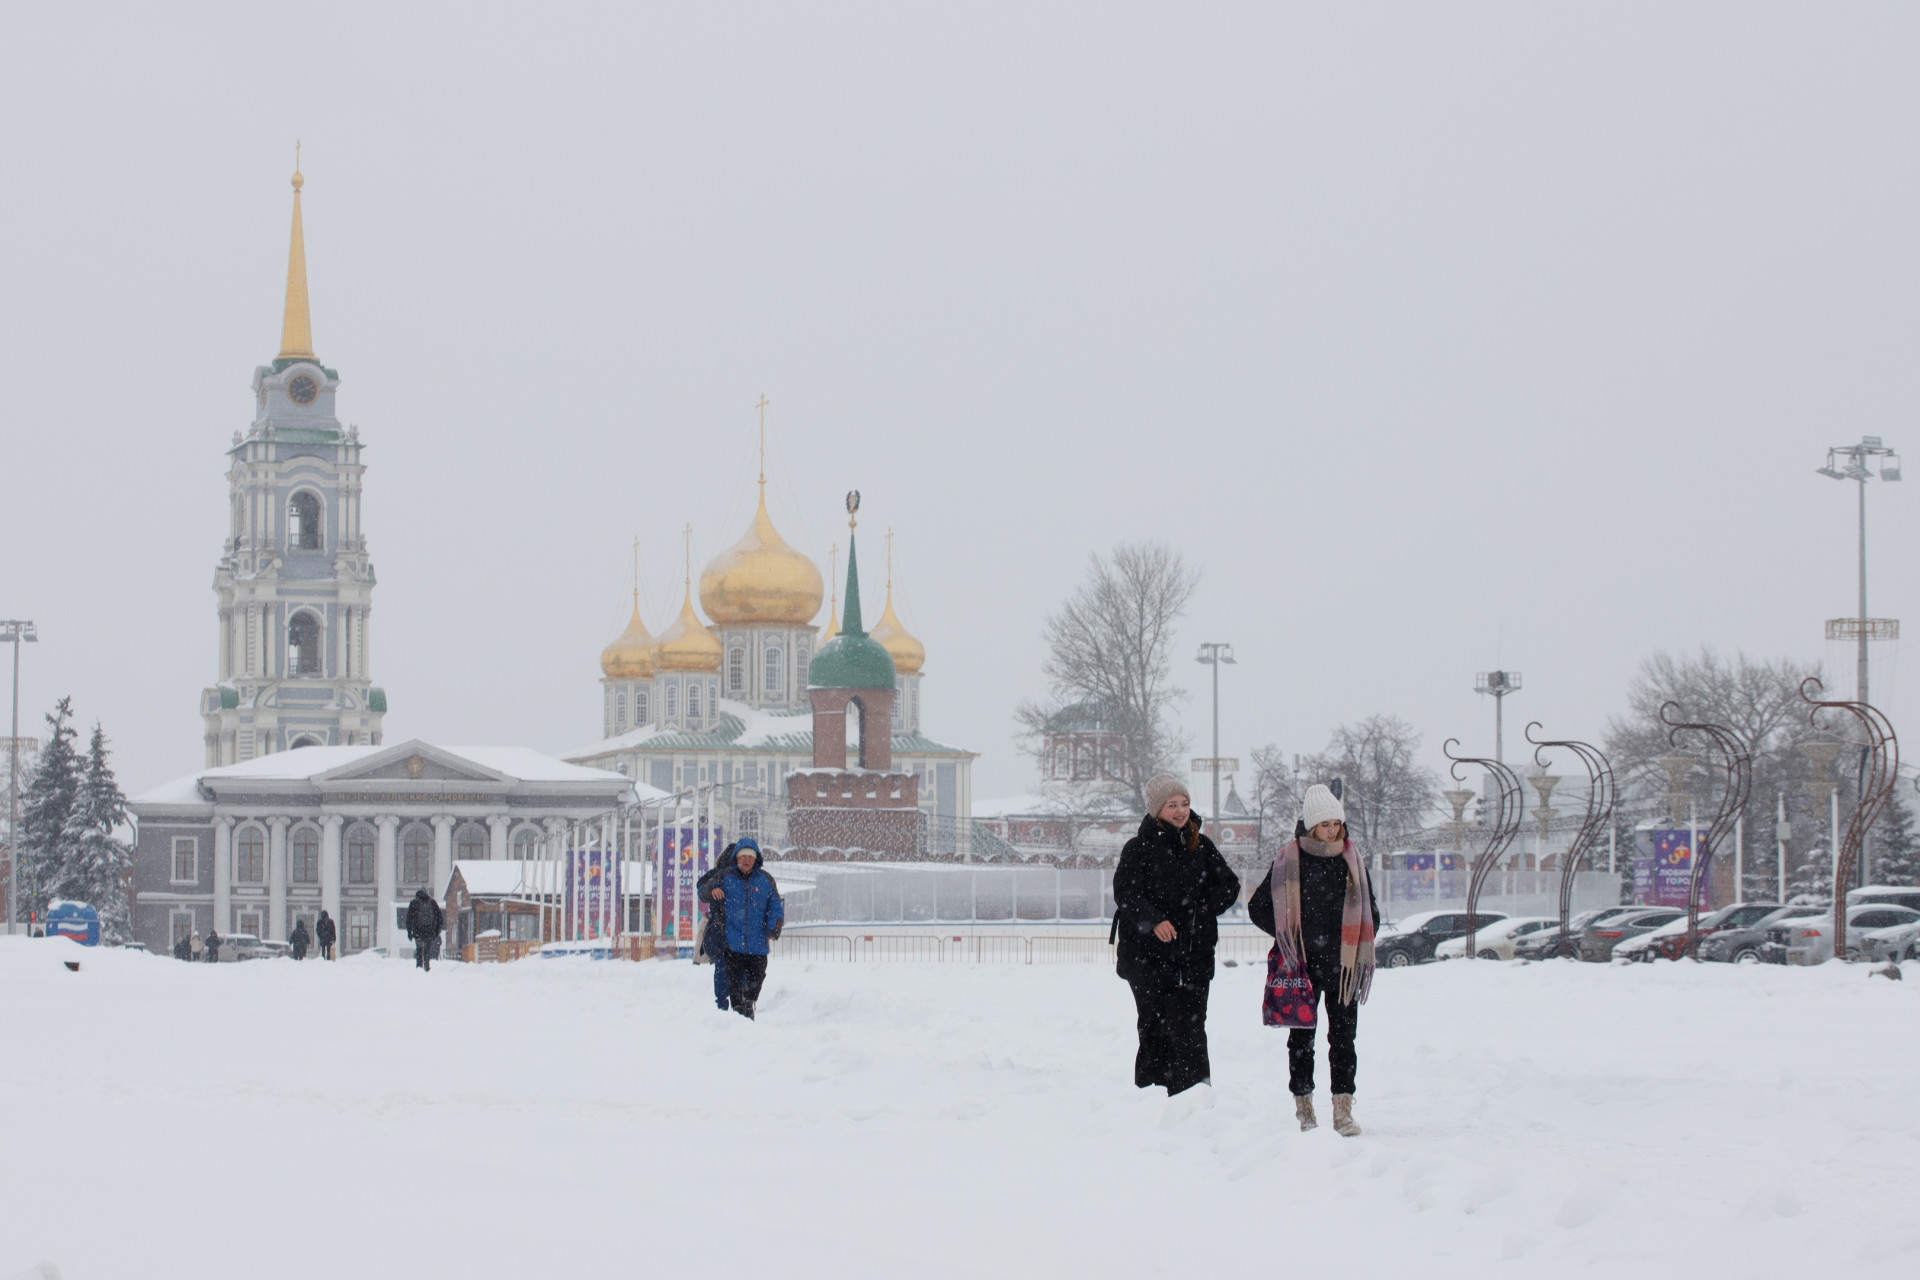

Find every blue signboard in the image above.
[45,900,101,946]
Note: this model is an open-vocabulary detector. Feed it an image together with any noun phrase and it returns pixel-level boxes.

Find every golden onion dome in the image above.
[599,597,656,679]
[652,584,723,673]
[870,586,924,676]
[699,492,825,627]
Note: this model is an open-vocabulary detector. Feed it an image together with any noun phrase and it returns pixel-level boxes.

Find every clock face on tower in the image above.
[287,373,319,405]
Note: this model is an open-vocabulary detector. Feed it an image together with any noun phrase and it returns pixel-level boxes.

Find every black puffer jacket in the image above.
[1249,824,1380,949]
[1112,814,1241,984]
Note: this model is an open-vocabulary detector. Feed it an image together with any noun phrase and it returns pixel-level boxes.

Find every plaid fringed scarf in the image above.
[1269,837,1376,1005]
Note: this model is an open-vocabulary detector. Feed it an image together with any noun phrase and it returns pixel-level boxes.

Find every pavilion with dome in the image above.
[562,467,975,859]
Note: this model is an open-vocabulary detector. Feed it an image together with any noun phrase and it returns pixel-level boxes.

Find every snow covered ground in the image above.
[4,938,1918,1278]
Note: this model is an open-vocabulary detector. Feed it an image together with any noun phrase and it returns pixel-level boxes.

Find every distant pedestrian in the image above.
[204,929,222,963]
[406,888,444,971]
[1249,784,1379,1137]
[697,844,739,1010]
[190,929,204,962]
[290,919,311,961]
[173,934,191,961]
[314,910,337,960]
[718,839,784,1019]
[1112,774,1241,1098]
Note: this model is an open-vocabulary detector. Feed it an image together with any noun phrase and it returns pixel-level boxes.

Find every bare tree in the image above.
[1303,715,1439,849]
[1015,542,1196,811]
[1604,647,1830,898]
[1249,743,1303,857]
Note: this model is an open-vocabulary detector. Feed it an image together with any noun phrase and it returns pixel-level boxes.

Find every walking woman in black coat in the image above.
[1112,774,1241,1096]
[1250,783,1379,1136]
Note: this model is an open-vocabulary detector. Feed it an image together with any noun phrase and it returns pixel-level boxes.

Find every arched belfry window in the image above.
[288,611,322,677]
[728,648,746,694]
[687,681,703,722]
[765,645,784,694]
[289,491,322,552]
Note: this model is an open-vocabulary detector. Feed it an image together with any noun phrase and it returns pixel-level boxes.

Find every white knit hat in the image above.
[1300,783,1345,831]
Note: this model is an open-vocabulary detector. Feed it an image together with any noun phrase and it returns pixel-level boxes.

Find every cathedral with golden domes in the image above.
[562,461,974,857]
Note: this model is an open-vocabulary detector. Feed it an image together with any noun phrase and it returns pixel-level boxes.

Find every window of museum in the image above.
[346,910,372,952]
[634,687,648,724]
[289,490,322,552]
[236,825,266,883]
[171,837,198,884]
[615,691,626,730]
[739,809,761,839]
[687,682,702,722]
[237,909,263,938]
[170,911,195,949]
[728,648,745,694]
[665,684,679,722]
[512,828,541,861]
[455,823,488,862]
[346,825,377,884]
[399,825,432,885]
[765,646,783,694]
[291,826,319,883]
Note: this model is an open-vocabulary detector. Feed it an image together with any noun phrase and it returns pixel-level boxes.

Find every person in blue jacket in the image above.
[718,838,784,1019]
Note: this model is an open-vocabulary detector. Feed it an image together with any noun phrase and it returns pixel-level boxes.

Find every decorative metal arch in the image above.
[1443,739,1524,959]
[1523,723,1616,958]
[1656,702,1753,958]
[1799,677,1900,956]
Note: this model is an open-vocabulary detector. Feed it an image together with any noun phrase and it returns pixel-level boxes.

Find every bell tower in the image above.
[201,159,385,765]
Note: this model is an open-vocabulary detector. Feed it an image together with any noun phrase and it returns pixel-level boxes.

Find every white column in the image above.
[321,815,343,926]
[213,817,233,934]
[431,815,455,900]
[267,817,289,941]
[487,814,510,861]
[376,815,399,952]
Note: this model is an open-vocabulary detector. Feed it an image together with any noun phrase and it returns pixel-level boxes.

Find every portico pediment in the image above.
[313,740,513,787]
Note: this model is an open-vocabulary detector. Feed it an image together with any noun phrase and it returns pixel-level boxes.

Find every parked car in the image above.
[1512,906,1643,960]
[217,934,294,962]
[1762,903,1920,965]
[1374,909,1511,967]
[1614,903,1788,962]
[1698,905,1830,964]
[1859,917,1920,963]
[1434,916,1559,961]
[1846,885,1920,913]
[1579,907,1685,962]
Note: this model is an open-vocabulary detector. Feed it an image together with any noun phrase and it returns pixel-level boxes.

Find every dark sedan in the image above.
[1577,907,1684,962]
[1374,909,1510,967]
[1696,905,1819,964]
[1513,906,1642,960]
[1632,902,1788,962]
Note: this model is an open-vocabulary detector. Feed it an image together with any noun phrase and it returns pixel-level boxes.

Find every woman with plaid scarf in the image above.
[1250,783,1379,1136]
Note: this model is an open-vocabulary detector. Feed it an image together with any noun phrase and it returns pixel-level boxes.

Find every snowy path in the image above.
[3,938,1917,1278]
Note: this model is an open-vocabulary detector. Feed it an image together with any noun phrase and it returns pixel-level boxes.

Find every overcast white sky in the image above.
[6,3,1920,807]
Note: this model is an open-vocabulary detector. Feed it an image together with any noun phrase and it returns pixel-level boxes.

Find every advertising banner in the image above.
[1634,829,1702,907]
[562,848,623,941]
[1402,851,1467,896]
[659,826,722,949]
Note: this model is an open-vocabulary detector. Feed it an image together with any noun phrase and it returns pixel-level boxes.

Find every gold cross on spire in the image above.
[886,526,894,589]
[754,394,770,489]
[631,535,640,610]
[683,523,693,587]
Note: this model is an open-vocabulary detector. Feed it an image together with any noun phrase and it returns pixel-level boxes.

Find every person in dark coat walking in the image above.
[718,839,784,1019]
[314,910,337,960]
[290,919,311,961]
[204,929,222,963]
[1249,784,1379,1136]
[173,934,191,961]
[697,844,739,1010]
[405,888,445,971]
[1112,773,1242,1097]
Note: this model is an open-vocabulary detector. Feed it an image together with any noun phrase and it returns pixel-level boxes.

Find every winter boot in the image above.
[1332,1094,1361,1137]
[1294,1095,1317,1132]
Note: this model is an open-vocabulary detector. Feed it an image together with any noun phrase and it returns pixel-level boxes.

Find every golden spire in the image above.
[653,524,723,672]
[821,542,841,641]
[277,144,316,361]
[870,526,925,675]
[600,535,656,679]
[755,393,770,493]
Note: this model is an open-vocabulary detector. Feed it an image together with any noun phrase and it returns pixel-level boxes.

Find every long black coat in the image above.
[314,914,337,947]
[1111,814,1241,984]
[406,893,444,940]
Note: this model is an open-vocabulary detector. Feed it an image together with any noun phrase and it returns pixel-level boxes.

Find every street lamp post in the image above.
[3,619,39,936]
[1816,436,1899,886]
[1194,643,1236,829]
[1475,670,1522,763]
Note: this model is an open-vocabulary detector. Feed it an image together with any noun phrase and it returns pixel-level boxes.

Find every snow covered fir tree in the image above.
[16,698,133,939]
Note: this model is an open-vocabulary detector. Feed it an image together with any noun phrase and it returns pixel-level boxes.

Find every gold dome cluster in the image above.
[652,584,724,672]
[698,494,825,627]
[870,587,924,675]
